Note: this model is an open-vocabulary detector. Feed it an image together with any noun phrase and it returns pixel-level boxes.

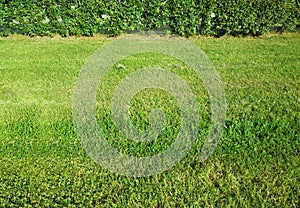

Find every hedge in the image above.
[0,0,299,37]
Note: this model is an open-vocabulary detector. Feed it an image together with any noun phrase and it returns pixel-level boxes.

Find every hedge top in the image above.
[1,0,299,37]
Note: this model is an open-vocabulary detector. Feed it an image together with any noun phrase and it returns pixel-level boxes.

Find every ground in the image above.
[0,33,299,207]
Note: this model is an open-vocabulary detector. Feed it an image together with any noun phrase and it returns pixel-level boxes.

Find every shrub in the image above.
[0,0,299,37]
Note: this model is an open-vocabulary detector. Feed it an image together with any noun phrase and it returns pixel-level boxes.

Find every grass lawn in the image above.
[0,34,299,207]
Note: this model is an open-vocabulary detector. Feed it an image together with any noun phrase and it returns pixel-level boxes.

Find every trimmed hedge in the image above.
[0,0,299,37]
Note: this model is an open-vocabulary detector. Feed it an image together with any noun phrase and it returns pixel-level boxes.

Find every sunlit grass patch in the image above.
[0,34,299,207]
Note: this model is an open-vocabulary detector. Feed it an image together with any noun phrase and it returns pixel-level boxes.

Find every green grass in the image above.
[0,34,299,207]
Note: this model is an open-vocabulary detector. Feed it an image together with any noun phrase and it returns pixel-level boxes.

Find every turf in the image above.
[0,34,299,207]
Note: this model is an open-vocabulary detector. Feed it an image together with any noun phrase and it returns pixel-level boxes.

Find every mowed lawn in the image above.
[0,34,299,207]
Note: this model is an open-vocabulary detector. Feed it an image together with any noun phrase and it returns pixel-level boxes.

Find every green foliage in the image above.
[0,0,299,37]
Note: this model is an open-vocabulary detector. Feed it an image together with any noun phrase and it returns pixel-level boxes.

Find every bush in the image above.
[0,0,299,37]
